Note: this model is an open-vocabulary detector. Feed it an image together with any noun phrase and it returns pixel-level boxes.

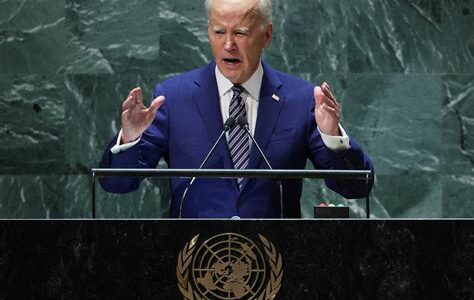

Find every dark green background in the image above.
[0,0,472,218]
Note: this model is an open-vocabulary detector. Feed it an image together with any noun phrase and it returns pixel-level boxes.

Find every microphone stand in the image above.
[237,116,284,218]
[178,117,236,218]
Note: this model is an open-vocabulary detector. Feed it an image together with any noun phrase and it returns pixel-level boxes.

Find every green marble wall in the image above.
[0,0,472,218]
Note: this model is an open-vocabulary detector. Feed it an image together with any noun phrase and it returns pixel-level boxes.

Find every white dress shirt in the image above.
[215,62,262,138]
[111,62,350,154]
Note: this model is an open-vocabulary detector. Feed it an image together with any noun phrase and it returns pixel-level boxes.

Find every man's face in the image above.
[208,0,272,84]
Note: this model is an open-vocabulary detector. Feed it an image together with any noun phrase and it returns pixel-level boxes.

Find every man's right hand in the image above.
[121,87,165,144]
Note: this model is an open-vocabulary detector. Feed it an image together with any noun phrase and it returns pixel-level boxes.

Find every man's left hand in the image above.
[314,82,341,136]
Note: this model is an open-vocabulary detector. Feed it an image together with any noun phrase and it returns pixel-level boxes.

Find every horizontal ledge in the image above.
[91,168,372,180]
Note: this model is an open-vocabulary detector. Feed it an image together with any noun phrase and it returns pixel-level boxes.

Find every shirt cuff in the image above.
[110,129,141,154]
[318,124,351,152]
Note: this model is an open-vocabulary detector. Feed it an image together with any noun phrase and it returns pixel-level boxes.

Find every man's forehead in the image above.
[209,3,260,28]
[209,15,257,31]
[210,0,259,18]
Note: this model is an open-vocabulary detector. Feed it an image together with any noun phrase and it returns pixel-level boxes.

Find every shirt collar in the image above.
[215,62,263,100]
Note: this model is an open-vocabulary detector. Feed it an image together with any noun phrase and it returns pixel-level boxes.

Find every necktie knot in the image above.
[231,85,244,96]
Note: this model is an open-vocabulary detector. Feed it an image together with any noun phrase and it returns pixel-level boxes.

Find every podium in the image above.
[0,170,451,298]
[91,168,373,219]
[1,219,473,299]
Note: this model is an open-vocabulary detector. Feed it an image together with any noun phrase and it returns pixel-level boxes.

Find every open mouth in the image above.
[223,58,241,64]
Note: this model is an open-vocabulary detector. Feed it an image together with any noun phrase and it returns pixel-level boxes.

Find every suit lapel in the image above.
[192,62,235,170]
[240,63,284,190]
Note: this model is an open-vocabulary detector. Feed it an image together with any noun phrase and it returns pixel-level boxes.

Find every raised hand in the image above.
[121,87,165,143]
[314,82,341,136]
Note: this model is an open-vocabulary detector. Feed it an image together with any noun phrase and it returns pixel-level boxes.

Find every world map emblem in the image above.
[177,233,283,300]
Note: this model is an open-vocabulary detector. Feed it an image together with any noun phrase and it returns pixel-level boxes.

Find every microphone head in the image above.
[223,116,237,131]
[237,116,249,127]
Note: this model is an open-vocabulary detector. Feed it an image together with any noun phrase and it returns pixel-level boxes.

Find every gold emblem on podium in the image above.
[177,233,283,300]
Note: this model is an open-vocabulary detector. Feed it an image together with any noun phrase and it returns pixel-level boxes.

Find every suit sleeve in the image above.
[306,99,374,199]
[98,85,170,193]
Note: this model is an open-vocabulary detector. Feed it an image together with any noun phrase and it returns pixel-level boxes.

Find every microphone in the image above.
[178,117,236,218]
[236,116,284,218]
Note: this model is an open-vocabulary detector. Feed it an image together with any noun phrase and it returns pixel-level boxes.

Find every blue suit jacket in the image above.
[99,61,374,218]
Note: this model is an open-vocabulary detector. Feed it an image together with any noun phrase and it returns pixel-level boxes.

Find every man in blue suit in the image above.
[99,0,374,218]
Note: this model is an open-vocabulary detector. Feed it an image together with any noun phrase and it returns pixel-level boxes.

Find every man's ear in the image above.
[263,22,273,48]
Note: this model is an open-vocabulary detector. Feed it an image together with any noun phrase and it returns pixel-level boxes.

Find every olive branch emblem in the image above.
[176,233,283,300]
[257,234,283,300]
[176,234,201,300]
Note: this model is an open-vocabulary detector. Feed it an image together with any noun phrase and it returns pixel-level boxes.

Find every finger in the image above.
[137,88,143,105]
[123,87,140,110]
[322,95,340,111]
[321,84,341,109]
[129,87,139,95]
[322,82,337,101]
[321,103,340,118]
[121,109,130,123]
[130,87,143,105]
[122,94,133,111]
[316,86,340,113]
[148,96,165,115]
[320,91,340,111]
[313,86,324,108]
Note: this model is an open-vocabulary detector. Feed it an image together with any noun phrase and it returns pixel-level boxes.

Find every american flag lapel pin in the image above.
[272,94,280,102]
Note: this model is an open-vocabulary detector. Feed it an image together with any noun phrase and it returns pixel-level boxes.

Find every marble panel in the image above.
[64,73,171,217]
[333,73,449,217]
[265,0,349,76]
[373,173,442,218]
[343,74,443,176]
[0,74,65,174]
[64,74,156,173]
[441,0,474,73]
[65,0,160,75]
[156,1,211,80]
[0,175,64,218]
[0,0,65,75]
[63,175,92,218]
[443,174,474,217]
[65,175,170,219]
[347,0,473,73]
[442,75,474,175]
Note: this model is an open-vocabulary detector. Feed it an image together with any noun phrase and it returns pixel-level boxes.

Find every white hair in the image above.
[204,0,272,25]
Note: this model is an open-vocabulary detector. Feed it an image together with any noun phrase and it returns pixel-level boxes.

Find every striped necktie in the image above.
[228,85,250,189]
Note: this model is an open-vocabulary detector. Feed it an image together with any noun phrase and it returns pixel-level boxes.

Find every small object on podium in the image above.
[314,202,349,218]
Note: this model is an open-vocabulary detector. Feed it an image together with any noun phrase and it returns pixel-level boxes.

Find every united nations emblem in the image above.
[177,233,283,300]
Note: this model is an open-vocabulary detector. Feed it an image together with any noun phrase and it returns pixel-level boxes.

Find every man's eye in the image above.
[236,32,248,36]
[215,30,225,35]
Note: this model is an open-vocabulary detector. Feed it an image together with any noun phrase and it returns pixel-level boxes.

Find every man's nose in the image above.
[224,35,235,51]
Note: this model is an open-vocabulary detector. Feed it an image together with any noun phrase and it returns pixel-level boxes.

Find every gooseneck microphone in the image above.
[178,117,236,218]
[236,116,284,218]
